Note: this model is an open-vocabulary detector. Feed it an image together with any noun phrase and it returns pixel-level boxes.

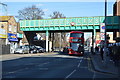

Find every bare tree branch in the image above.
[16,5,45,20]
[50,11,67,48]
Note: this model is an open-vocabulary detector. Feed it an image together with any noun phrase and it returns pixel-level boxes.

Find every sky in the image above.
[0,0,116,21]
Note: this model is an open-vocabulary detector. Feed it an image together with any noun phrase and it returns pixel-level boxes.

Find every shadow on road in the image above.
[2,55,82,79]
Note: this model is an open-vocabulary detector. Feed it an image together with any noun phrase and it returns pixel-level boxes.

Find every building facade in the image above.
[113,0,120,16]
[113,0,120,38]
[0,16,23,53]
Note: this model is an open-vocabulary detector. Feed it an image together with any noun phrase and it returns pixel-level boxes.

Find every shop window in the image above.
[9,25,12,31]
[14,26,17,33]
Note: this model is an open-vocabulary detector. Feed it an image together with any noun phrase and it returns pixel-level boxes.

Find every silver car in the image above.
[14,46,29,54]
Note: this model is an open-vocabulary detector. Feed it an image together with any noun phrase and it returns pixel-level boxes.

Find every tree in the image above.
[16,5,44,20]
[50,11,66,19]
[50,11,67,49]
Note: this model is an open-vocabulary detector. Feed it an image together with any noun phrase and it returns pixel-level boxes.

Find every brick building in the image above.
[0,16,23,53]
[113,0,120,16]
[113,0,120,39]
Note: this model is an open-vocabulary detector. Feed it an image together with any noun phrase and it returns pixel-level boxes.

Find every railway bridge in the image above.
[20,16,120,52]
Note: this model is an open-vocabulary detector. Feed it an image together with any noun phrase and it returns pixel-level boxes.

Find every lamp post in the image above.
[104,0,107,65]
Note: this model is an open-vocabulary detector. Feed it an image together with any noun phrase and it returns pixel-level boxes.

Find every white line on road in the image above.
[80,60,82,63]
[4,67,29,75]
[65,69,76,79]
[77,60,82,68]
[4,62,50,75]
[37,62,50,67]
[77,63,81,68]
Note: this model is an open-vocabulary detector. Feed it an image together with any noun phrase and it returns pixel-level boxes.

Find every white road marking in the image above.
[77,60,82,68]
[65,69,76,79]
[4,62,50,75]
[37,62,50,67]
[77,63,81,68]
[4,67,29,75]
[4,76,16,78]
[80,60,82,62]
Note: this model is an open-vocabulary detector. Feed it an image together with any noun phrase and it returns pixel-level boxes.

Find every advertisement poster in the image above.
[8,33,18,41]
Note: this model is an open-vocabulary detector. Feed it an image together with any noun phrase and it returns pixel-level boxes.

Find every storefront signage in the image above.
[0,28,7,38]
[100,23,105,33]
[8,33,18,41]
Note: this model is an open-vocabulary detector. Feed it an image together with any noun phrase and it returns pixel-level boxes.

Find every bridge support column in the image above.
[93,29,96,53]
[46,30,49,52]
[59,32,62,51]
[52,33,54,52]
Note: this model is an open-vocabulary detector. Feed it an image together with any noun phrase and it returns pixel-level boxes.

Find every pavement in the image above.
[90,52,120,77]
[0,52,58,61]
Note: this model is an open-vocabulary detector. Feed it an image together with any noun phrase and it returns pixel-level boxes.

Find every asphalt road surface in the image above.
[1,52,118,80]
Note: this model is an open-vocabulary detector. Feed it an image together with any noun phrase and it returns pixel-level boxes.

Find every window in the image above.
[14,26,17,33]
[9,25,12,31]
[70,33,83,37]
[70,43,83,51]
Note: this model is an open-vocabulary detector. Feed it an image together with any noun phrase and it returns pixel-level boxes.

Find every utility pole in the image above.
[104,0,107,65]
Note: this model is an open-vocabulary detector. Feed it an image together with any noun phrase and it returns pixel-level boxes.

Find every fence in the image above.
[0,44,10,55]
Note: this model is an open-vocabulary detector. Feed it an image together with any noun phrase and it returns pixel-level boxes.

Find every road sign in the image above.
[100,33,105,40]
[100,23,105,33]
[70,22,75,26]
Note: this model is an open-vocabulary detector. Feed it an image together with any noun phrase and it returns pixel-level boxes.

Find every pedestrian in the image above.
[91,46,93,54]
[108,46,113,61]
[77,45,81,53]
[95,46,99,53]
[100,46,104,62]
[112,44,120,66]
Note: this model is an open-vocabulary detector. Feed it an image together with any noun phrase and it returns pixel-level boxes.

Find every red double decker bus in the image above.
[68,31,84,56]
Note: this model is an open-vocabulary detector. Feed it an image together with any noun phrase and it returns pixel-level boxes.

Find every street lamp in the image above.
[105,0,107,44]
[104,0,107,63]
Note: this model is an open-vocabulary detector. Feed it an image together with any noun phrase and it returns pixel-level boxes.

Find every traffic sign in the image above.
[70,22,75,26]
[100,23,105,33]
[100,33,105,40]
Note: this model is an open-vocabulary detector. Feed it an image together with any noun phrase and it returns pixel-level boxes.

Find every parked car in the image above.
[35,46,46,53]
[29,45,38,53]
[14,46,29,54]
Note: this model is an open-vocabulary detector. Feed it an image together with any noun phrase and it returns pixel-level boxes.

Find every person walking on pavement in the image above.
[91,46,93,54]
[95,46,99,53]
[100,46,104,62]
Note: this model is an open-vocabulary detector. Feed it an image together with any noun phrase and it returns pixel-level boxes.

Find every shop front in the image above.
[8,33,18,53]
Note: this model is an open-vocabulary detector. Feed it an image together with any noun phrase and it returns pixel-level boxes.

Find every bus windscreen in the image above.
[70,43,83,51]
[70,33,83,37]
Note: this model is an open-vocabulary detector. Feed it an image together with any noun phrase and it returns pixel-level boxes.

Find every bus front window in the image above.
[70,43,83,51]
[70,33,83,37]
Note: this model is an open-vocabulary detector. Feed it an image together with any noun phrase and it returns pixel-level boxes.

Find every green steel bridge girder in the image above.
[20,16,120,31]
[20,25,120,31]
